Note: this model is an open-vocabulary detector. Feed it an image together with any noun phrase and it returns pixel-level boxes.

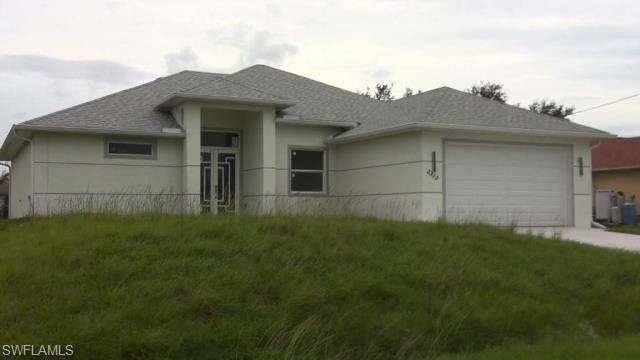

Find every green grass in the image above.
[437,334,640,360]
[609,225,640,235]
[1,214,640,359]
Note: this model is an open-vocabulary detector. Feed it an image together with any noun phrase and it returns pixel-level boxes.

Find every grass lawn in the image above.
[1,214,640,359]
[609,225,640,235]
[437,334,640,360]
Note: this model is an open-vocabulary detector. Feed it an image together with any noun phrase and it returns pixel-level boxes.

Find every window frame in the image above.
[288,146,327,195]
[200,129,241,148]
[104,138,157,160]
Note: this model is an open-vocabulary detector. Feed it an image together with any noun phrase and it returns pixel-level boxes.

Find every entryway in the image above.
[200,130,240,214]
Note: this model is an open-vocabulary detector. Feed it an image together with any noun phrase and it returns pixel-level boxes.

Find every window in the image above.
[105,139,156,159]
[290,148,326,193]
[201,131,239,148]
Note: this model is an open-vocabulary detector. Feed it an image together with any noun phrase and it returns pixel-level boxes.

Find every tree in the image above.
[528,100,575,119]
[466,82,507,103]
[372,83,394,101]
[0,162,9,184]
[403,88,413,98]
[357,88,372,98]
[359,83,395,102]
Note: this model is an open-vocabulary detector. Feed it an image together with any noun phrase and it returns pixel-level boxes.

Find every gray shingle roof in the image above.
[226,65,383,125]
[20,71,224,133]
[335,86,609,139]
[16,65,610,139]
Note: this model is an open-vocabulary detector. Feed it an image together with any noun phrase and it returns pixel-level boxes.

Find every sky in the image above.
[0,0,638,141]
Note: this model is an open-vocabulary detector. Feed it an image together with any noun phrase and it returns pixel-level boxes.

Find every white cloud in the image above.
[265,3,280,15]
[0,54,151,84]
[164,47,200,73]
[208,24,298,66]
[370,69,391,80]
[239,31,297,65]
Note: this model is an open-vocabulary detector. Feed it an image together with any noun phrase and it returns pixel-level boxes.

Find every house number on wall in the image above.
[427,168,439,180]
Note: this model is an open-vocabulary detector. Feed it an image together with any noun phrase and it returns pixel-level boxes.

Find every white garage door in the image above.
[444,141,572,226]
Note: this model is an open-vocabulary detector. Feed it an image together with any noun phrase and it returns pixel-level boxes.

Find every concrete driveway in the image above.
[517,227,640,252]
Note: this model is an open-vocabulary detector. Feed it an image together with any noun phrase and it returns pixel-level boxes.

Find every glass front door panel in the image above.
[200,152,212,213]
[216,152,236,213]
[201,149,238,214]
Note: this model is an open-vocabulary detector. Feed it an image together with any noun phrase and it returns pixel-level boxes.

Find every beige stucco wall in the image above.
[573,141,593,228]
[9,142,32,218]
[269,124,341,215]
[30,132,184,215]
[593,169,640,204]
[330,132,425,220]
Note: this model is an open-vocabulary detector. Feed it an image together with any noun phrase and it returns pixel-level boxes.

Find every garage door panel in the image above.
[445,142,571,226]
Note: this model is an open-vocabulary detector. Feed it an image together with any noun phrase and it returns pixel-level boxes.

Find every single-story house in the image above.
[592,137,640,205]
[0,65,613,226]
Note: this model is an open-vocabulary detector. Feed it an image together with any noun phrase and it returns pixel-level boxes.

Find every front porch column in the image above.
[257,108,277,214]
[182,103,201,213]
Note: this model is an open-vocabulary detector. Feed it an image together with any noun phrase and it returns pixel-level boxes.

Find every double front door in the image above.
[201,149,239,214]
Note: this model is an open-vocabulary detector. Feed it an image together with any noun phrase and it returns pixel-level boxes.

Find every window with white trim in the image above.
[290,148,326,193]
[105,139,155,159]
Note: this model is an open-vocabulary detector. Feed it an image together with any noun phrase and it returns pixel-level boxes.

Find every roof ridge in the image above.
[387,87,446,105]
[172,65,262,95]
[422,88,450,120]
[19,71,214,126]
[232,64,384,105]
[376,87,447,125]
[180,70,227,76]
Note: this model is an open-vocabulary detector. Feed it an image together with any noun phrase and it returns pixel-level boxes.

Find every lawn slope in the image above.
[437,334,640,360]
[1,215,640,359]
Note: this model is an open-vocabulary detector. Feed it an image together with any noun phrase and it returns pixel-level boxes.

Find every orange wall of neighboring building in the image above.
[592,169,640,204]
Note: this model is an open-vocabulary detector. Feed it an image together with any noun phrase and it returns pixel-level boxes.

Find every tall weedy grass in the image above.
[33,186,200,216]
[2,214,640,359]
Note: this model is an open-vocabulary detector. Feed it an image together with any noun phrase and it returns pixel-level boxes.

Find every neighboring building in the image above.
[592,137,640,205]
[0,65,612,227]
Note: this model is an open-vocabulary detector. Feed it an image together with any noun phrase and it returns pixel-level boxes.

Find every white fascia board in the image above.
[276,117,359,128]
[0,126,24,160]
[325,122,616,144]
[593,165,640,172]
[157,93,296,110]
[12,124,185,138]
